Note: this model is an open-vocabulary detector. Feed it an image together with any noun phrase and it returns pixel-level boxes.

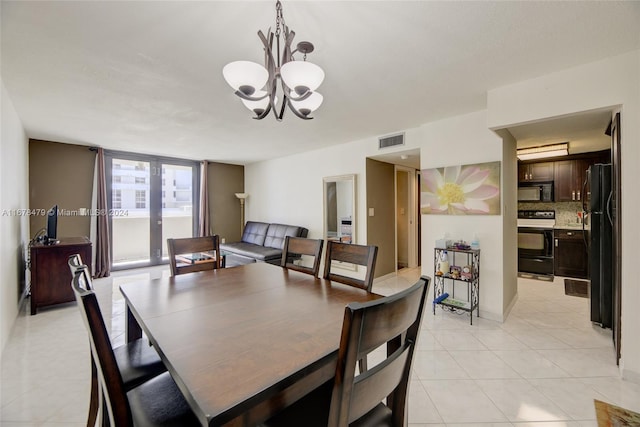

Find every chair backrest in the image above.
[68,253,84,274]
[323,241,378,291]
[328,276,430,427]
[280,236,324,277]
[167,235,221,276]
[68,254,93,290]
[71,268,133,425]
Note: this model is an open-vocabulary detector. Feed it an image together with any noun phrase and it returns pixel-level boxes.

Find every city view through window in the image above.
[111,158,195,265]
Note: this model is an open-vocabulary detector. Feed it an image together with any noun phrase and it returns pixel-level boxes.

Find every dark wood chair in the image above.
[261,276,431,427]
[281,236,324,277]
[323,241,378,292]
[68,255,168,427]
[71,268,200,426]
[167,235,222,276]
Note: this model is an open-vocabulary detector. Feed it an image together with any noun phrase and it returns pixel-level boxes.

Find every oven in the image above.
[518,210,555,277]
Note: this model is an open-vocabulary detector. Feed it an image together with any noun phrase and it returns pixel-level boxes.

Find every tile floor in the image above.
[2,266,640,426]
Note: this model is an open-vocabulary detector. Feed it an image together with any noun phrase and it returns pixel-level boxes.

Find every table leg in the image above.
[126,306,142,343]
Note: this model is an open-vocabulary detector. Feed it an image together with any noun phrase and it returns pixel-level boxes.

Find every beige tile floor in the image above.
[2,266,640,426]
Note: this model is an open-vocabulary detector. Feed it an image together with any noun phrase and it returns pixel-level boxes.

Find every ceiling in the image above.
[2,1,639,165]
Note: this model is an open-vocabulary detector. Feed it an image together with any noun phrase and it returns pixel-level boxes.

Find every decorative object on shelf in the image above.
[436,250,449,276]
[450,266,461,279]
[421,161,501,215]
[222,0,324,121]
[450,240,471,250]
[461,265,473,281]
[517,142,569,161]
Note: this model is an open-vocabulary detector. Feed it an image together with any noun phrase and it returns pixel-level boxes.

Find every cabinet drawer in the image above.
[555,229,584,240]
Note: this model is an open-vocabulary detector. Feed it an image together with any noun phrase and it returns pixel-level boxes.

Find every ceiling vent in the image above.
[378,133,405,150]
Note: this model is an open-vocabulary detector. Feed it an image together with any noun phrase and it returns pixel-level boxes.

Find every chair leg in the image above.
[87,356,99,427]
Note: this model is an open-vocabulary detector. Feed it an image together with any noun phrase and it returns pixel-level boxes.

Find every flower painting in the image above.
[421,161,501,215]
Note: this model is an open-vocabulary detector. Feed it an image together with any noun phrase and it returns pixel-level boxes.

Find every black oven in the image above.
[518,227,554,275]
[518,210,555,276]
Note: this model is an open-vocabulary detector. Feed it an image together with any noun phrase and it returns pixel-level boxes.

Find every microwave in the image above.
[518,181,554,202]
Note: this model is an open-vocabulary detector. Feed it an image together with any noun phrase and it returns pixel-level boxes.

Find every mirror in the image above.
[323,174,356,270]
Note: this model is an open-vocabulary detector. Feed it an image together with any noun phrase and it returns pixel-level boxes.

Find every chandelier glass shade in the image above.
[222,1,324,121]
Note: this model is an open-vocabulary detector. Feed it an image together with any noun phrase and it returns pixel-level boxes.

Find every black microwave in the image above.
[518,181,554,202]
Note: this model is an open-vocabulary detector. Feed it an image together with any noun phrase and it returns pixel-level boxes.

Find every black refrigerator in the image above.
[585,163,613,328]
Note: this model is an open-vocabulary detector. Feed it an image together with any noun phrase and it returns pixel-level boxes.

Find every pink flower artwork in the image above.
[421,161,501,215]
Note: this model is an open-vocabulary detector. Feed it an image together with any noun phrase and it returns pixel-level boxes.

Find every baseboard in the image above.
[502,292,519,322]
[621,366,640,385]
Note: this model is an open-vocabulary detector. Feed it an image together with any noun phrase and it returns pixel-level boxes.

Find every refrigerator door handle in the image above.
[582,170,589,213]
[606,191,614,226]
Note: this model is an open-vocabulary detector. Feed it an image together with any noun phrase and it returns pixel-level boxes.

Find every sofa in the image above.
[220,221,309,267]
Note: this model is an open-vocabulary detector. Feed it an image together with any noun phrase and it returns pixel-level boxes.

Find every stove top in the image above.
[518,210,555,220]
[517,210,555,228]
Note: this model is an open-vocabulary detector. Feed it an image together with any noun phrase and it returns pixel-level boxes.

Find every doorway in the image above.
[506,108,621,362]
[396,166,419,270]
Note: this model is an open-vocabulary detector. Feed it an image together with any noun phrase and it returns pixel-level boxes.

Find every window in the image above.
[113,189,122,209]
[135,190,146,209]
[106,151,199,268]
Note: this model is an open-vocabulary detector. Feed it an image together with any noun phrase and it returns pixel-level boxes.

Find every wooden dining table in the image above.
[120,261,381,426]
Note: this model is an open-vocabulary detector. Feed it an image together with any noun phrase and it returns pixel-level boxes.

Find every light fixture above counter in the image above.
[516,142,569,161]
[222,0,324,121]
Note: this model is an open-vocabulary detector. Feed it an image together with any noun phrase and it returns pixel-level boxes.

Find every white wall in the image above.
[418,111,506,321]
[1,79,30,362]
[245,139,369,243]
[246,110,508,321]
[487,50,640,382]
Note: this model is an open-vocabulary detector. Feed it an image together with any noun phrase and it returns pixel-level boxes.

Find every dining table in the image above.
[119,261,382,426]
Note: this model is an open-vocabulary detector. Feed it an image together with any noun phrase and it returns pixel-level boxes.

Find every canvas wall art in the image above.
[421,161,501,215]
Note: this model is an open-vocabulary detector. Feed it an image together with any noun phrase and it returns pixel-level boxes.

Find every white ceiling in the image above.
[2,1,639,165]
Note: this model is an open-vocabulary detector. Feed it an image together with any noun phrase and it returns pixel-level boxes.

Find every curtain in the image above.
[198,160,210,237]
[94,148,111,277]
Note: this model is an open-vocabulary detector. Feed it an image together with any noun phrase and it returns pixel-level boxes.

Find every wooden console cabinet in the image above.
[29,237,92,315]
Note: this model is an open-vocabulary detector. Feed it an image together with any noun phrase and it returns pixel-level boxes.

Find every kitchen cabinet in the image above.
[554,229,588,279]
[555,159,589,202]
[519,162,554,183]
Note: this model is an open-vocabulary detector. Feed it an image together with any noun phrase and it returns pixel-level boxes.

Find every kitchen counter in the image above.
[554,223,590,231]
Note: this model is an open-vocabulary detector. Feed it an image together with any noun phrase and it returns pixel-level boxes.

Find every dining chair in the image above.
[281,236,324,277]
[167,235,222,276]
[71,268,200,426]
[323,241,378,292]
[67,255,167,427]
[261,275,431,427]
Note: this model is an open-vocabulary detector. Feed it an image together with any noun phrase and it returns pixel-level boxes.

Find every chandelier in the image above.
[222,1,324,121]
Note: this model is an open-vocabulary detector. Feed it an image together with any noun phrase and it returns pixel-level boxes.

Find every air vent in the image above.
[378,133,405,149]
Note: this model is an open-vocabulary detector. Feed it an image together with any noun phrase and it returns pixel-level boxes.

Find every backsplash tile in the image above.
[518,202,585,225]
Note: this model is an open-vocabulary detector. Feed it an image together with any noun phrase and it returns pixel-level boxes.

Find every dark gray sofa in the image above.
[220,221,308,266]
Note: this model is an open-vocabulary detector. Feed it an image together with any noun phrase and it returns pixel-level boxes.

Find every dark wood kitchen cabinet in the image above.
[555,159,589,202]
[29,236,92,314]
[519,161,554,183]
[554,229,588,279]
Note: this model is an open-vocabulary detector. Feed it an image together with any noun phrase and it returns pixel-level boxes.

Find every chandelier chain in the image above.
[275,0,284,38]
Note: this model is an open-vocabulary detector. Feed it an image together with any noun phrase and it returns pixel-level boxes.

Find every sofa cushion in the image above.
[240,221,270,246]
[220,242,282,262]
[264,224,304,250]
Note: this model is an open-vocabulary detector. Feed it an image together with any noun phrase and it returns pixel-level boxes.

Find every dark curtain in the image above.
[199,160,210,237]
[94,148,111,277]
